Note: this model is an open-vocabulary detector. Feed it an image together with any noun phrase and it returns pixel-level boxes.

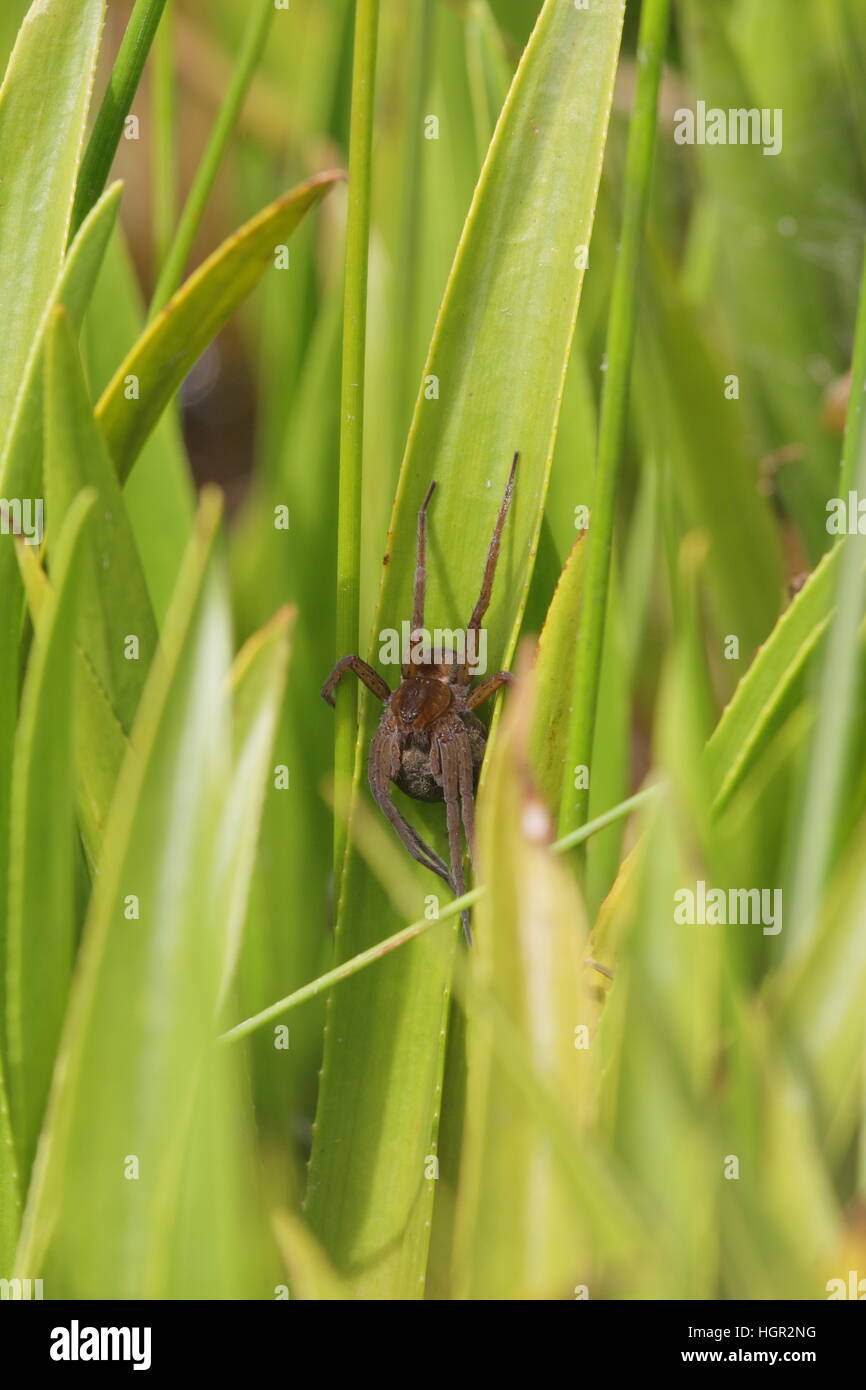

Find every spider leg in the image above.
[455,729,476,864]
[406,481,437,677]
[436,733,473,944]
[321,655,391,707]
[368,729,454,889]
[466,669,514,711]
[458,451,518,684]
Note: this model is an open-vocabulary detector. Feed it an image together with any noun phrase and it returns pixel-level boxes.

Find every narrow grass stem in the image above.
[332,1,380,883]
[70,0,170,239]
[149,0,275,317]
[564,0,670,844]
[395,0,434,445]
[551,782,659,855]
[220,782,658,1042]
[151,5,177,270]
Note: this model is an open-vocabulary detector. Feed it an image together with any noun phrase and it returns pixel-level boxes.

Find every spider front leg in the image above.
[466,670,513,711]
[407,479,436,673]
[457,451,518,685]
[368,726,455,890]
[321,654,391,707]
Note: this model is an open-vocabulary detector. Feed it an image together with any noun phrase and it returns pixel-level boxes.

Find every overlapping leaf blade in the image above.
[16,494,289,1296]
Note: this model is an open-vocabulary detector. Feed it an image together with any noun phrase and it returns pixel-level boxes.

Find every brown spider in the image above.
[322,453,518,941]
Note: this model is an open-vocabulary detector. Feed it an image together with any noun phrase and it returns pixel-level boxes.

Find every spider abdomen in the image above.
[392,712,487,803]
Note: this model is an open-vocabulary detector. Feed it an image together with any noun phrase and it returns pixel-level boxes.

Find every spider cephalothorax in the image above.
[322,453,518,941]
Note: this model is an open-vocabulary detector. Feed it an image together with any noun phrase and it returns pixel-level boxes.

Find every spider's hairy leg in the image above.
[455,729,476,863]
[458,451,518,684]
[435,731,473,944]
[466,670,514,711]
[321,654,391,707]
[368,727,454,889]
[410,480,437,653]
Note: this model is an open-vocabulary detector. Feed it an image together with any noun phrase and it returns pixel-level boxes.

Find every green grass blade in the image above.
[566,0,670,839]
[159,611,293,1300]
[392,0,435,446]
[229,287,342,1165]
[96,172,345,483]
[0,182,121,1052]
[0,1047,18,1274]
[530,535,587,811]
[706,547,840,811]
[82,225,195,622]
[150,4,177,269]
[218,607,294,1002]
[70,0,169,238]
[307,0,626,1297]
[14,492,254,1296]
[332,0,380,881]
[772,816,866,1167]
[5,491,95,1180]
[784,232,866,945]
[0,184,122,500]
[149,0,276,317]
[634,241,784,651]
[41,309,157,856]
[45,309,158,735]
[0,0,105,431]
[272,1208,351,1300]
[454,662,596,1298]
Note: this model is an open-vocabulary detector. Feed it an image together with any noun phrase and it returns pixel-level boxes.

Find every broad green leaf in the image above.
[635,239,784,652]
[564,0,670,854]
[454,660,595,1299]
[43,309,157,852]
[602,544,848,981]
[166,606,291,1299]
[0,1048,18,1275]
[45,310,158,729]
[5,491,94,1180]
[307,0,626,1297]
[16,490,292,1296]
[771,815,866,1161]
[0,183,121,1042]
[15,534,130,878]
[706,546,839,810]
[530,534,587,811]
[166,1044,282,1299]
[96,171,345,482]
[218,606,293,1003]
[82,225,194,624]
[230,288,341,1163]
[0,0,105,431]
[272,1209,350,1301]
[0,183,122,499]
[601,805,720,1297]
[721,1000,841,1299]
[15,493,233,1295]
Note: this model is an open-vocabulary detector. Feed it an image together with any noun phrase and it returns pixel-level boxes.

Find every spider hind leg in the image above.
[435,729,476,944]
[369,728,454,890]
